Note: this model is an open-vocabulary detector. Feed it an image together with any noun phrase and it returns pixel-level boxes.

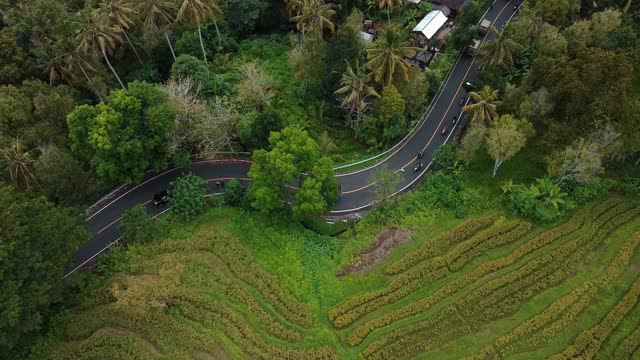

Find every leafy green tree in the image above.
[0,29,30,84]
[532,0,580,27]
[66,81,175,185]
[485,115,533,177]
[458,122,486,165]
[170,54,210,87]
[248,127,338,218]
[240,108,286,150]
[502,177,568,222]
[366,26,415,85]
[222,179,246,206]
[370,164,403,210]
[34,146,91,205]
[463,85,502,125]
[120,204,158,244]
[225,0,269,35]
[169,173,208,221]
[377,84,406,127]
[395,66,428,119]
[0,187,88,354]
[432,143,458,173]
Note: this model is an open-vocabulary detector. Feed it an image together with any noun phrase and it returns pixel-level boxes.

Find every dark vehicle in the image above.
[153,190,168,206]
[417,150,424,159]
[458,97,466,106]
[413,163,424,173]
[441,127,448,136]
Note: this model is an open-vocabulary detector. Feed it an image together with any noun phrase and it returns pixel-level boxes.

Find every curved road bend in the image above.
[66,0,522,278]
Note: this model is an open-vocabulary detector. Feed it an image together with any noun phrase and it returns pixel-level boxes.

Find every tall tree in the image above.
[178,0,223,62]
[290,0,336,43]
[457,122,487,165]
[75,12,126,89]
[0,187,88,355]
[366,26,415,85]
[99,0,143,64]
[485,115,533,177]
[335,60,380,128]
[378,0,403,24]
[463,85,502,124]
[479,26,524,67]
[141,0,178,60]
[370,164,403,210]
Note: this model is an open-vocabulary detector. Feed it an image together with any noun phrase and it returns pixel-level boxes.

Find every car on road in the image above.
[153,190,168,206]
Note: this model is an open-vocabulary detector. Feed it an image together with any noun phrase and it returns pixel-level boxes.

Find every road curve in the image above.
[65,0,522,278]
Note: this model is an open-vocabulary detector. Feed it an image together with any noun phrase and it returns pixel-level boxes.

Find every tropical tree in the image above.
[290,0,336,43]
[366,26,415,86]
[178,0,223,62]
[335,60,380,127]
[99,0,143,65]
[379,0,403,24]
[141,0,178,60]
[0,137,38,190]
[479,26,524,67]
[463,85,502,124]
[75,12,126,89]
[485,115,533,177]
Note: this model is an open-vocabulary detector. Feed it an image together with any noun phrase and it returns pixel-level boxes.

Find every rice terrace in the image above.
[41,196,640,359]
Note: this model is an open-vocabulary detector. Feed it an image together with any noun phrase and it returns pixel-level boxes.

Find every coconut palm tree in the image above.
[98,0,143,65]
[366,26,415,86]
[290,0,336,43]
[141,0,178,60]
[463,85,502,124]
[379,0,403,24]
[76,12,126,89]
[284,0,304,17]
[0,138,38,190]
[178,0,223,62]
[335,60,380,127]
[479,26,524,68]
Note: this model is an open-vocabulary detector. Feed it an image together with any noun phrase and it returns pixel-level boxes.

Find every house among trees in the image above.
[412,10,449,40]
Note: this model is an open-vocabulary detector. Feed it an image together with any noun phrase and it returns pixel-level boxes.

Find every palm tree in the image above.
[0,138,38,190]
[335,60,380,127]
[76,13,126,89]
[141,0,178,60]
[463,85,502,124]
[178,0,223,62]
[379,0,403,24]
[479,26,524,67]
[290,0,336,44]
[366,26,415,86]
[99,0,143,65]
[284,0,304,17]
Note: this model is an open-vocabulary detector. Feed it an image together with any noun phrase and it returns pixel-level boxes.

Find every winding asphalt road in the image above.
[65,0,522,278]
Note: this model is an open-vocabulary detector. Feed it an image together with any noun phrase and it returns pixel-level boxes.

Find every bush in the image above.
[420,170,480,218]
[563,178,614,204]
[170,54,210,87]
[222,179,246,206]
[119,205,158,244]
[169,173,208,222]
[432,143,458,172]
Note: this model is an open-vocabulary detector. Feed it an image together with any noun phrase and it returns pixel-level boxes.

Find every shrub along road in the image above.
[66,0,522,278]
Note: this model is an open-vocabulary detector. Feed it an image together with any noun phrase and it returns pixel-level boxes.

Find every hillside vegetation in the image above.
[36,195,640,359]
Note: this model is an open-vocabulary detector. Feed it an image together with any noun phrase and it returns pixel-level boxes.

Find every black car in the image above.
[153,190,168,206]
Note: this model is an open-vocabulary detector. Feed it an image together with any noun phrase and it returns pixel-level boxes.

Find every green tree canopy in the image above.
[485,115,533,177]
[66,81,175,185]
[248,127,338,219]
[0,187,89,354]
[169,173,208,222]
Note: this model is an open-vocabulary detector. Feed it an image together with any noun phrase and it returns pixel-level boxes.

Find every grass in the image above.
[33,187,640,359]
[633,70,640,99]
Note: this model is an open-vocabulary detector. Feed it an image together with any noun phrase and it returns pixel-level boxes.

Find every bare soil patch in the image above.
[338,228,414,277]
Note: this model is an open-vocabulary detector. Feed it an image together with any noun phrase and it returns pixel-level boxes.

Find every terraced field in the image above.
[45,198,640,359]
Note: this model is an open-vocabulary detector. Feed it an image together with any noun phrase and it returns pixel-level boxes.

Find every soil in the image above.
[337,228,414,277]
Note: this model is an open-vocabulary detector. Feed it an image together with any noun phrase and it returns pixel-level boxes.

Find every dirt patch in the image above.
[338,228,414,277]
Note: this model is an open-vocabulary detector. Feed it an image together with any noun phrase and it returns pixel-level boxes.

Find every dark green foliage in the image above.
[432,143,458,173]
[0,28,31,84]
[0,187,88,355]
[420,170,479,218]
[225,0,269,36]
[66,81,175,185]
[322,24,363,97]
[33,146,91,205]
[222,179,247,207]
[239,107,286,150]
[563,178,614,204]
[170,54,210,87]
[169,173,208,222]
[119,205,158,244]
[503,177,569,222]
